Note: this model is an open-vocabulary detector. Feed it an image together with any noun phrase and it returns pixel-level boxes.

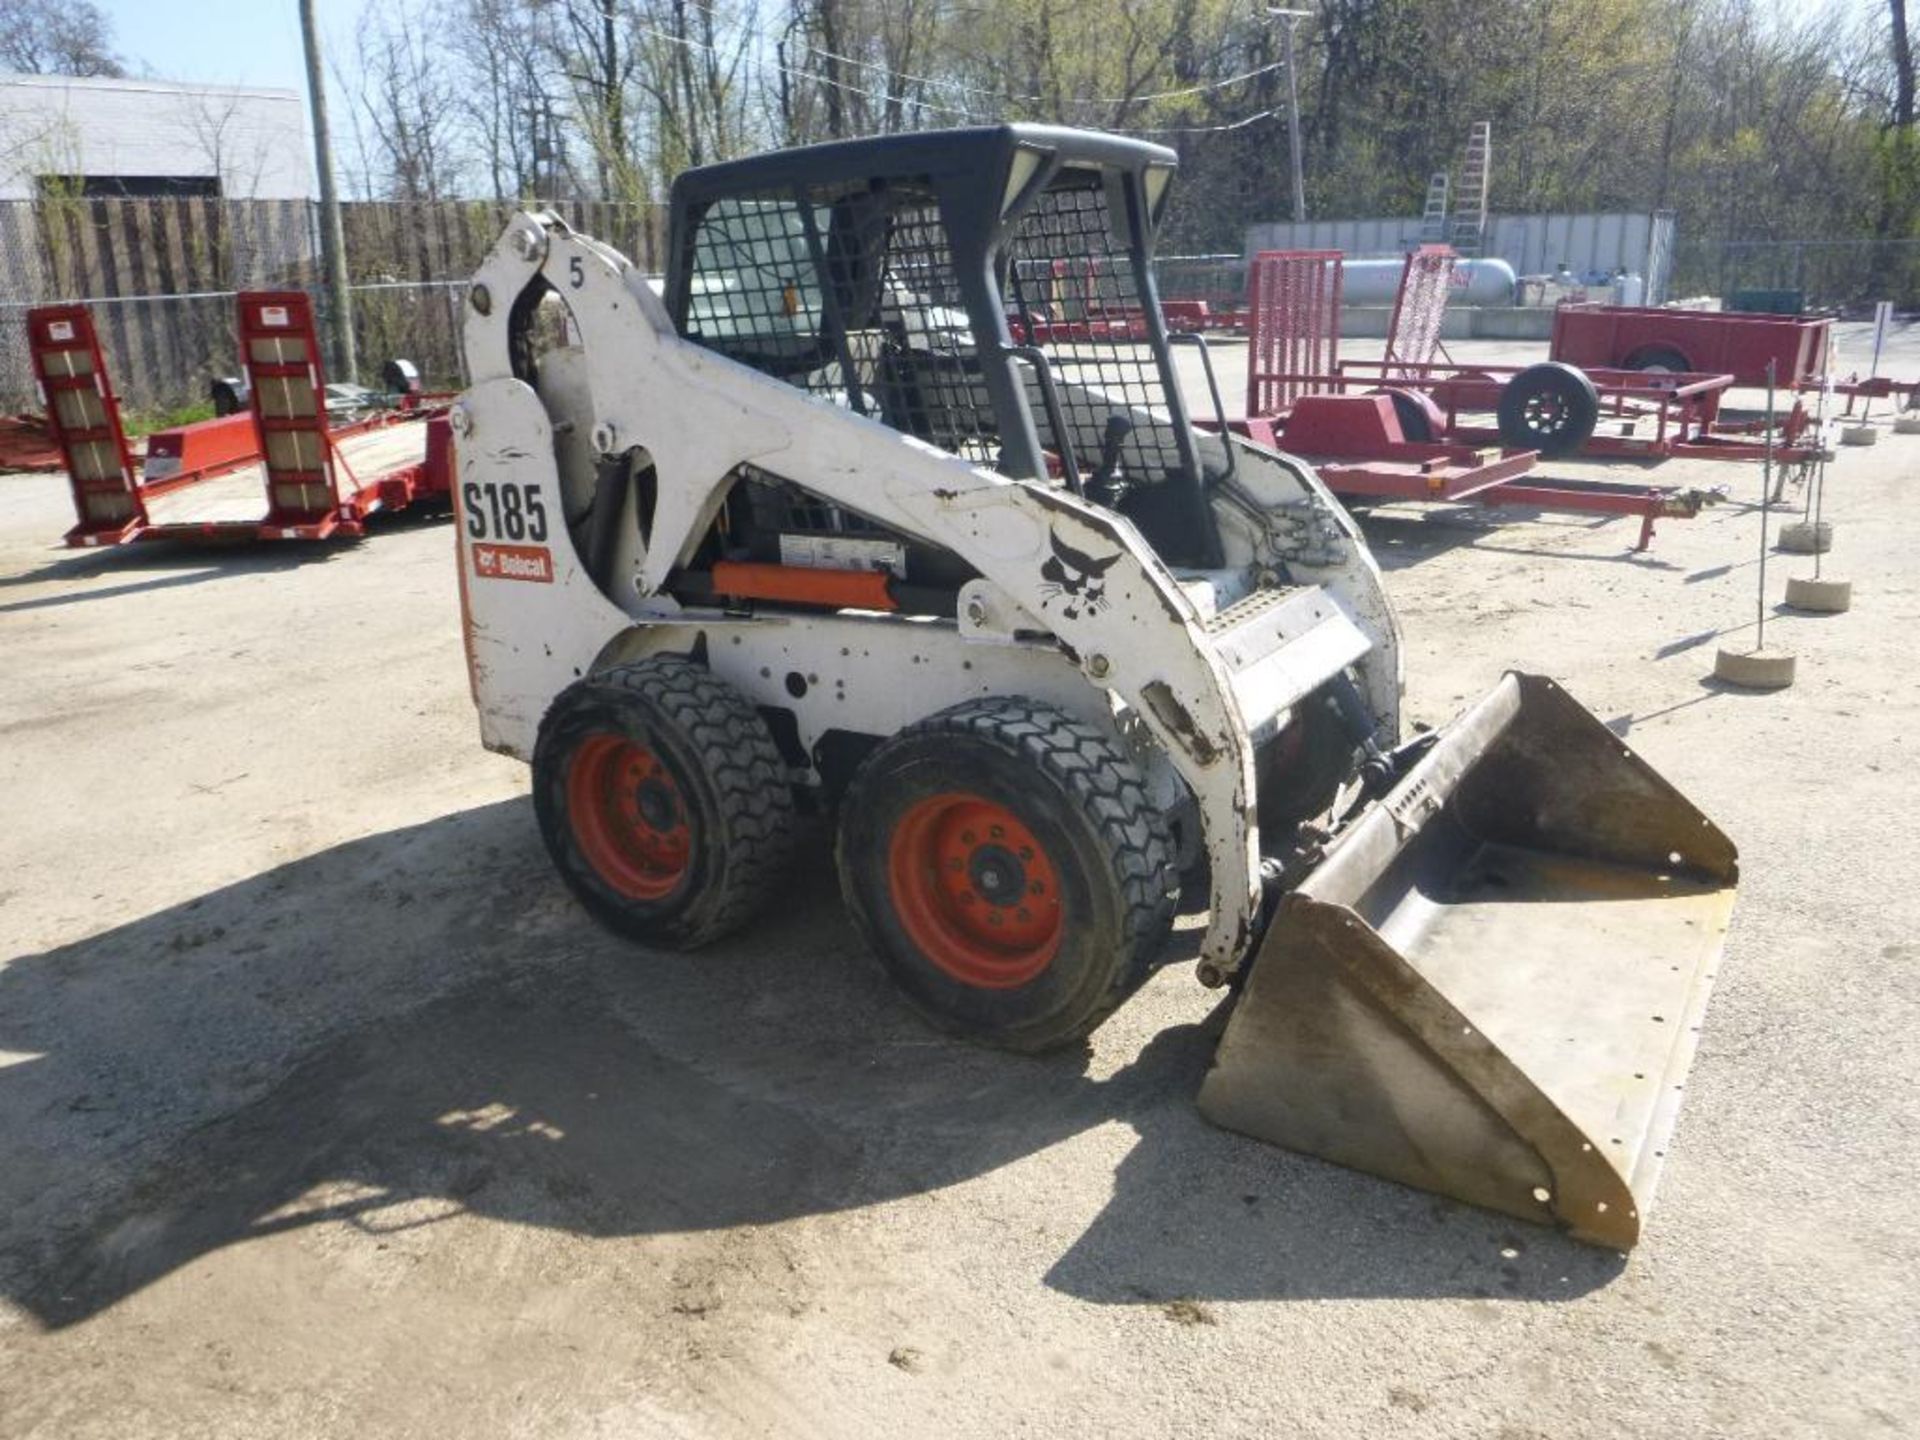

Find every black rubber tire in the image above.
[1624,345,1691,373]
[1496,361,1601,457]
[1376,387,1434,442]
[533,656,794,948]
[836,697,1176,1053]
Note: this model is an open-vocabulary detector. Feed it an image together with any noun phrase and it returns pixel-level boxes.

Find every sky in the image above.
[99,0,360,93]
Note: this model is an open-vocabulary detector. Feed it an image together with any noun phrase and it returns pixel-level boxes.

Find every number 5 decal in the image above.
[569,256,584,289]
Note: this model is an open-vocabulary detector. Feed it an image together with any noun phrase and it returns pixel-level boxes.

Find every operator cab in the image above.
[664,125,1226,570]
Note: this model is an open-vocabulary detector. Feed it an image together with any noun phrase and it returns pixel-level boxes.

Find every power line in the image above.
[1126,109,1281,136]
[633,20,988,123]
[633,20,1283,137]
[805,45,1288,108]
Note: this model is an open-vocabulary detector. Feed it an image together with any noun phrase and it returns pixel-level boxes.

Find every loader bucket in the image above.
[1199,673,1737,1249]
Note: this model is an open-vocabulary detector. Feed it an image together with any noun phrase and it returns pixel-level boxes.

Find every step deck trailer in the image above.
[29,292,450,548]
[1240,248,1723,548]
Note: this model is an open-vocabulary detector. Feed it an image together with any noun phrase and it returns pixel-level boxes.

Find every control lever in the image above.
[1090,414,1134,506]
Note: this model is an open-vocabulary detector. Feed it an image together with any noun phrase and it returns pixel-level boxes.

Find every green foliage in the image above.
[407,0,1916,297]
[121,402,215,438]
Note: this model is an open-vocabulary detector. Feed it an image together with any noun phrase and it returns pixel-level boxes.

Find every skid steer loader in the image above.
[452,126,1737,1250]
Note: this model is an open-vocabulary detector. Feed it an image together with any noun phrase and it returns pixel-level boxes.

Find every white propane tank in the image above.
[1613,271,1646,306]
[1340,256,1517,307]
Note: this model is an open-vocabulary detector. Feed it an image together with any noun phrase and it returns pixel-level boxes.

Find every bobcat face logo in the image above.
[1039,530,1120,620]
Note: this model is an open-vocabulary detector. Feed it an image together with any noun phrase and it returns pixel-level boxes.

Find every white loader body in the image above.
[455,212,1401,985]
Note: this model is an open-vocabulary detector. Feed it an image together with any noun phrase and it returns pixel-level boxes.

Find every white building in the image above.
[0,74,313,201]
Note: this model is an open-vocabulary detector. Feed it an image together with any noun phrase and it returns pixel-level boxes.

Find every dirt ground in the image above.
[1,333,1917,1439]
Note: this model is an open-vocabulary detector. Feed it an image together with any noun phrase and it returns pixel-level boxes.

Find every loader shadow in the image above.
[0,540,336,606]
[0,797,1620,1330]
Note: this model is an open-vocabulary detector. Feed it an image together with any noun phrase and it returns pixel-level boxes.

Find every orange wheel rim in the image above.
[566,733,691,901]
[886,793,1063,988]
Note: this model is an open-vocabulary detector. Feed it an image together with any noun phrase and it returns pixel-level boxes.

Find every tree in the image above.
[1870,0,1919,294]
[451,0,571,201]
[344,4,465,213]
[0,0,124,77]
[332,0,1920,304]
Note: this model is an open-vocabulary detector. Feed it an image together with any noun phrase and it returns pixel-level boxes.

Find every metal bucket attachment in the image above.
[1200,673,1737,1249]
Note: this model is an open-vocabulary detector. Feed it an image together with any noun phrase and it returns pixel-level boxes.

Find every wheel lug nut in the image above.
[1019,846,1033,861]
[990,825,1004,839]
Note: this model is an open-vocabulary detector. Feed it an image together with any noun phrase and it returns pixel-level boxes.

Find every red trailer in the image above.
[28,294,452,548]
[1244,247,1819,466]
[1235,248,1726,548]
[1550,303,1830,388]
[1550,301,1917,414]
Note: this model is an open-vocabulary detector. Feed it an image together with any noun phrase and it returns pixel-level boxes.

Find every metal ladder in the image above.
[1418,172,1451,244]
[1448,122,1492,256]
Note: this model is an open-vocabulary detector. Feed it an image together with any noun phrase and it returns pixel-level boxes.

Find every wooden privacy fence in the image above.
[0,195,664,415]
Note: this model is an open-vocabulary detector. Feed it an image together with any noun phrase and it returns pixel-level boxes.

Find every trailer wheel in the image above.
[1497,362,1600,457]
[210,377,246,416]
[1374,387,1441,442]
[1624,345,1690,374]
[534,656,794,948]
[837,697,1175,1053]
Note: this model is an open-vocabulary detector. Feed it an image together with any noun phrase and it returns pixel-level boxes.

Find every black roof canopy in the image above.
[668,125,1179,211]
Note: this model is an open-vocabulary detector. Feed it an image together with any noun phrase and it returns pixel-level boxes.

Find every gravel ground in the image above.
[0,334,1915,1438]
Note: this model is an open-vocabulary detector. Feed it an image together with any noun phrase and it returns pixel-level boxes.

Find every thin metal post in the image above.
[1804,375,1828,523]
[1812,386,1829,582]
[1757,359,1774,650]
[299,0,357,382]
[1268,8,1309,224]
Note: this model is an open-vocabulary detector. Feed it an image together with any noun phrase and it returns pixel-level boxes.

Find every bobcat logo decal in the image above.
[1039,530,1120,620]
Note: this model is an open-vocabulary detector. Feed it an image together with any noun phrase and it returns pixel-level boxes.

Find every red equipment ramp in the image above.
[237,290,440,539]
[1246,249,1343,417]
[237,291,350,539]
[1382,243,1457,375]
[27,304,146,546]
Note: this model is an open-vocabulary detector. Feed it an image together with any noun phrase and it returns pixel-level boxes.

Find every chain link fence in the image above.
[1153,254,1247,314]
[0,195,662,419]
[1669,237,1920,312]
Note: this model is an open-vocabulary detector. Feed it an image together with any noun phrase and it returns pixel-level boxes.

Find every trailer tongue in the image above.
[1204,673,1736,1247]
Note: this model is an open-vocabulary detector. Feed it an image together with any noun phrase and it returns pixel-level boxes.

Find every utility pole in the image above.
[1267,7,1309,224]
[298,0,357,381]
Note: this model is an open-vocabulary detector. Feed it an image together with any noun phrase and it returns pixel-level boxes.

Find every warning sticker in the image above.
[47,320,74,342]
[472,542,554,583]
[261,305,290,328]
